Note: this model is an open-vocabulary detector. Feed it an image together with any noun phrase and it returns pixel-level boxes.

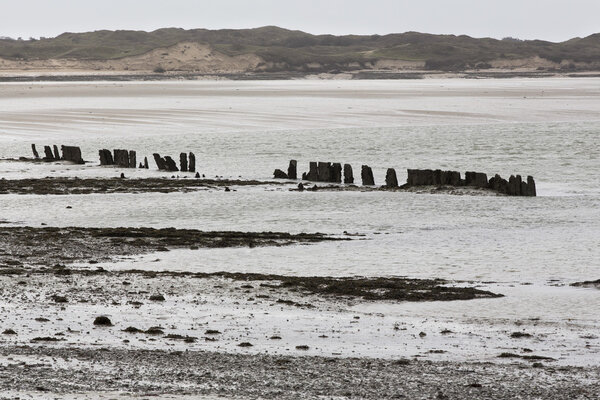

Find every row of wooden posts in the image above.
[99,149,196,172]
[31,144,84,164]
[274,160,537,196]
[32,144,197,173]
[28,145,536,197]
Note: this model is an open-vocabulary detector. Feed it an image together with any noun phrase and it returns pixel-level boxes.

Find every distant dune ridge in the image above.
[1,26,599,76]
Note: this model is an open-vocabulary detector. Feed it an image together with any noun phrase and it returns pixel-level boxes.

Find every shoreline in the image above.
[1,69,600,82]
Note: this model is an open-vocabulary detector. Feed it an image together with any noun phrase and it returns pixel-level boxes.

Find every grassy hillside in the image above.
[1,26,599,71]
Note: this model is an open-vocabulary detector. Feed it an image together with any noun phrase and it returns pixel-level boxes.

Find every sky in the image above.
[2,0,599,42]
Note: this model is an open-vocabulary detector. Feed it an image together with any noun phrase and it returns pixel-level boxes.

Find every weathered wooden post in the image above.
[385,168,398,188]
[164,156,179,172]
[53,145,61,160]
[144,156,149,169]
[188,153,196,172]
[61,145,84,164]
[44,146,54,160]
[361,165,375,186]
[273,169,288,179]
[330,163,342,183]
[527,176,537,197]
[305,162,318,181]
[317,162,331,182]
[31,144,40,159]
[287,160,297,180]
[153,153,166,170]
[128,151,136,168]
[180,153,188,172]
[343,164,354,184]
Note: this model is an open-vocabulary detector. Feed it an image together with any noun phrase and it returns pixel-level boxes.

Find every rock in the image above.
[153,153,166,170]
[180,153,188,172]
[2,329,17,335]
[527,176,537,197]
[139,162,144,168]
[128,151,136,168]
[123,326,143,333]
[296,345,310,350]
[120,173,125,179]
[273,169,288,179]
[343,164,354,184]
[61,146,84,164]
[331,163,342,183]
[145,327,164,335]
[144,156,149,169]
[51,295,68,303]
[149,294,165,301]
[305,162,319,181]
[361,165,375,186]
[31,144,40,159]
[93,316,113,326]
[317,162,331,182]
[297,183,304,191]
[238,342,253,347]
[164,156,179,172]
[188,152,196,173]
[288,160,297,180]
[43,146,54,160]
[195,172,200,178]
[53,145,61,160]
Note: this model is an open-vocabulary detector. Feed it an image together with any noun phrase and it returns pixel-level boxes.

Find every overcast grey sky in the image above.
[3,0,599,42]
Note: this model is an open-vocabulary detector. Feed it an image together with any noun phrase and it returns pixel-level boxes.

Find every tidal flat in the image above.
[0,79,599,398]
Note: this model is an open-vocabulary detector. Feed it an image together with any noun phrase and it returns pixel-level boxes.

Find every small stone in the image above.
[145,327,164,335]
[149,294,165,301]
[123,327,143,333]
[51,295,68,303]
[93,316,112,326]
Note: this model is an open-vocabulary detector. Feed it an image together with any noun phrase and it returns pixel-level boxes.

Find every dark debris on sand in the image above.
[0,177,282,195]
[0,226,344,267]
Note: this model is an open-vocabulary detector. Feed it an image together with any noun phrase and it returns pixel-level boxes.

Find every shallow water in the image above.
[0,78,599,364]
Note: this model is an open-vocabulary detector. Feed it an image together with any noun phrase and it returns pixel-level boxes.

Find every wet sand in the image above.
[1,345,598,400]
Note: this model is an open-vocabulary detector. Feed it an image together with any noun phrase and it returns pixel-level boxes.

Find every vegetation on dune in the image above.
[1,26,599,71]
